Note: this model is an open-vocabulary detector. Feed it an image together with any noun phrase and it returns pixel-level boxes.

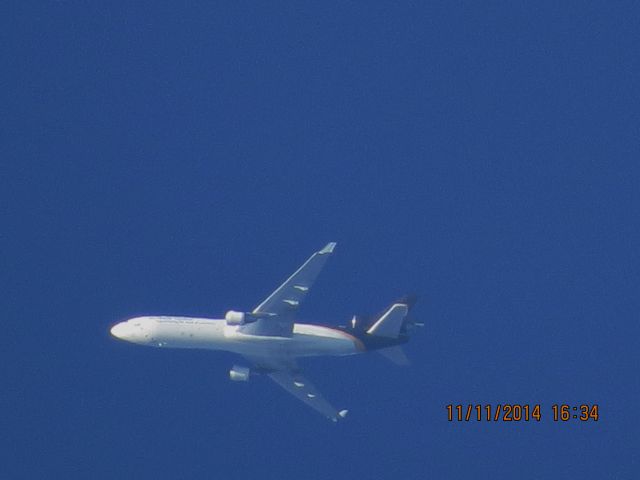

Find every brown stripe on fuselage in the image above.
[316,325,366,352]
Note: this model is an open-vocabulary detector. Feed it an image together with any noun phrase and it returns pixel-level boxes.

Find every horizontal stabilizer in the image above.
[377,346,411,366]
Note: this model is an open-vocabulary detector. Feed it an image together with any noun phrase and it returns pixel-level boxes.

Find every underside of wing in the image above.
[267,370,348,422]
[240,242,337,337]
[243,354,347,421]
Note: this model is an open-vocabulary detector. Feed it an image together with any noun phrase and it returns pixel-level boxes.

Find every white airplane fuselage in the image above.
[111,316,364,359]
[109,243,417,421]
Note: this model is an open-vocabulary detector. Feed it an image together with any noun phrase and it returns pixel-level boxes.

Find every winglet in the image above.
[332,409,349,422]
[319,242,337,255]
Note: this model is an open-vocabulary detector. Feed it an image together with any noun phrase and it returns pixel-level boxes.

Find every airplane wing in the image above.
[240,242,337,337]
[268,371,347,422]
[245,355,348,422]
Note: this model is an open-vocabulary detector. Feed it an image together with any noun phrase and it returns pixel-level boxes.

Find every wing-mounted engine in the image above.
[229,365,251,381]
[225,310,245,325]
[225,310,261,326]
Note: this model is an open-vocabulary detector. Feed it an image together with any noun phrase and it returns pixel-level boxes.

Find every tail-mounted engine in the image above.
[229,365,251,382]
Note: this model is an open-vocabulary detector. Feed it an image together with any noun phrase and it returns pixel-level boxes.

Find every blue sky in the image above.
[3,2,639,478]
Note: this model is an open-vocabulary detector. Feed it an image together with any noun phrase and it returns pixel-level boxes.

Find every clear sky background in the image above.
[3,1,639,479]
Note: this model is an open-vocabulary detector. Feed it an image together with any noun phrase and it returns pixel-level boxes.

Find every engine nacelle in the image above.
[225,310,261,326]
[229,365,250,382]
[225,310,246,325]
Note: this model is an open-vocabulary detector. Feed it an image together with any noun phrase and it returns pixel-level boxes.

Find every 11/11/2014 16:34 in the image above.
[446,404,599,422]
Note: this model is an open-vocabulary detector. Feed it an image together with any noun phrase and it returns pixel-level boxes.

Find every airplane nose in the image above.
[110,322,131,340]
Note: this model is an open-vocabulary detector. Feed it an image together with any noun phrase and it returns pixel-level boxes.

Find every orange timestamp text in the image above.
[446,404,599,422]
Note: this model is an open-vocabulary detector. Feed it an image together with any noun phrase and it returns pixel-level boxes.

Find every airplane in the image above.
[110,242,420,421]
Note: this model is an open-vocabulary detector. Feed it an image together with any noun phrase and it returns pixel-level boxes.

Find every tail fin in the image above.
[366,294,417,339]
[366,295,418,366]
